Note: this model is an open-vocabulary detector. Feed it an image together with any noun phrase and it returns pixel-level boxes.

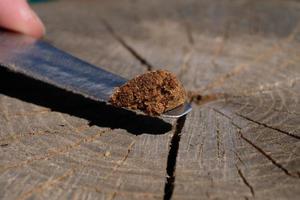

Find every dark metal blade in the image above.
[0,31,126,102]
[0,31,191,118]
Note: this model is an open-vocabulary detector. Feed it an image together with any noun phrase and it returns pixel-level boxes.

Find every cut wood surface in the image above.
[0,0,300,199]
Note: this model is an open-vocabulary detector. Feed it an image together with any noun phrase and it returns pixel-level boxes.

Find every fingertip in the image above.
[25,8,46,38]
[0,0,45,38]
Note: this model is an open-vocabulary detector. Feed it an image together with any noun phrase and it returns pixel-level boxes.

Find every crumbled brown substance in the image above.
[109,70,186,115]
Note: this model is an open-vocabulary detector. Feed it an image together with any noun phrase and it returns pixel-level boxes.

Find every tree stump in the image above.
[0,0,299,199]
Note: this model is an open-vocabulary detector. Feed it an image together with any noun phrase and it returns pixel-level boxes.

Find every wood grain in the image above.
[0,0,299,199]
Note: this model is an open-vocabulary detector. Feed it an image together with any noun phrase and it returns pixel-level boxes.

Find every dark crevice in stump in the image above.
[102,19,154,71]
[164,116,186,200]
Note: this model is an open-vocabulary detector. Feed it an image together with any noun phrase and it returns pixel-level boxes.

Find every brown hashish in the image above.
[109,70,186,115]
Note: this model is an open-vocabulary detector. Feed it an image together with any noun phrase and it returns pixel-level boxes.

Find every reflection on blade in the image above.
[162,102,192,118]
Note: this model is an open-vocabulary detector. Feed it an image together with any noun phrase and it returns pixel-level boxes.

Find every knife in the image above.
[0,31,191,118]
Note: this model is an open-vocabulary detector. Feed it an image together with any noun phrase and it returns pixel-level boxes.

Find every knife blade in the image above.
[0,31,191,118]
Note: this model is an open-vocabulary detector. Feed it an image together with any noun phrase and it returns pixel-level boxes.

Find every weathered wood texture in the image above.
[1,0,300,199]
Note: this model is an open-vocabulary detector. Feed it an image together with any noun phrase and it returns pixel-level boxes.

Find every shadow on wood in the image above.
[0,67,172,135]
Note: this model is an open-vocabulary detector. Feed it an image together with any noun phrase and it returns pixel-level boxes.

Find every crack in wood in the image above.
[1,2,300,199]
[17,140,135,200]
[204,45,279,92]
[108,177,122,200]
[216,128,222,159]
[183,20,194,46]
[0,109,51,121]
[191,77,299,111]
[234,76,300,97]
[103,141,135,180]
[177,8,195,46]
[211,21,230,67]
[194,23,300,94]
[229,100,300,117]
[58,113,88,134]
[211,107,251,168]
[0,143,9,147]
[102,20,154,71]
[177,49,192,80]
[0,129,109,173]
[236,113,300,140]
[0,124,89,145]
[210,107,242,129]
[77,182,162,198]
[16,168,75,200]
[197,135,207,163]
[176,13,196,82]
[272,106,300,116]
[212,107,299,178]
[232,150,246,166]
[164,116,186,200]
[236,165,255,197]
[239,132,297,178]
